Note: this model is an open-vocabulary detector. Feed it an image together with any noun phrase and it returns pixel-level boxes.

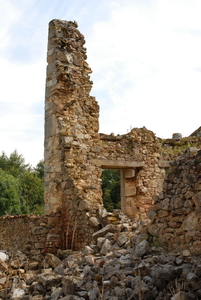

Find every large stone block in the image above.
[182,212,199,231]
[124,169,135,178]
[45,114,57,138]
[192,191,201,206]
[123,206,138,216]
[124,185,136,197]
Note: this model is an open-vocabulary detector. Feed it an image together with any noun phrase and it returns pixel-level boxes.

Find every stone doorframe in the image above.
[91,159,144,217]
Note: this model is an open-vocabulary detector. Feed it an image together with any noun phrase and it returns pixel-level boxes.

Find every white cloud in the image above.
[0,58,46,104]
[0,58,45,166]
[0,1,21,51]
[87,0,201,138]
[0,0,201,165]
[0,110,44,166]
[156,0,201,30]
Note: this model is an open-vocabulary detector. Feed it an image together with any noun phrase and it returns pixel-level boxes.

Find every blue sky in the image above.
[0,0,201,166]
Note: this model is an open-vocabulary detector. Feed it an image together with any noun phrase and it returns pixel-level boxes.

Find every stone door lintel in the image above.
[91,159,144,169]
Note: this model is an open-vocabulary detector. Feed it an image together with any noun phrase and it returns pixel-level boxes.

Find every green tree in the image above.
[20,171,44,214]
[0,150,30,178]
[34,160,44,179]
[101,169,121,211]
[0,151,44,216]
[0,168,22,216]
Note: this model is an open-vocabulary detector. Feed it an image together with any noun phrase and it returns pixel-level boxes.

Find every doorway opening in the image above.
[101,167,140,217]
[101,169,120,212]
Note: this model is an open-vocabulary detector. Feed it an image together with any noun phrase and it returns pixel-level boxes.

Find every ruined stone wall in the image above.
[45,19,101,215]
[94,128,165,219]
[0,19,167,254]
[44,19,165,225]
[0,211,97,254]
[44,19,104,249]
[148,149,201,255]
[0,213,62,256]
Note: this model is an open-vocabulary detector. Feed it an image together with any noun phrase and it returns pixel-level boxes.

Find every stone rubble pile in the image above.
[0,210,201,300]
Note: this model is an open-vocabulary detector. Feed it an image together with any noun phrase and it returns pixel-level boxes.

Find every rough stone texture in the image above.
[0,19,166,253]
[1,216,201,299]
[45,19,101,215]
[95,128,165,220]
[44,19,103,250]
[148,149,201,255]
[44,19,165,227]
[0,214,62,255]
[1,18,201,298]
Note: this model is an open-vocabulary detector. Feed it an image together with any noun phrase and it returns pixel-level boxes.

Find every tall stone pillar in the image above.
[44,20,103,248]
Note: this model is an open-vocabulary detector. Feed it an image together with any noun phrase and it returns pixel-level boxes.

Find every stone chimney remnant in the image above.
[44,19,101,215]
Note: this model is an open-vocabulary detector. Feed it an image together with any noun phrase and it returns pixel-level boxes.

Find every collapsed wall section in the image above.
[148,149,201,255]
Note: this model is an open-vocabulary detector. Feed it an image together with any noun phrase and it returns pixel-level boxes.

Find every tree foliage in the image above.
[20,171,44,214]
[34,160,44,179]
[0,151,44,216]
[0,150,30,178]
[101,169,121,212]
[0,168,22,216]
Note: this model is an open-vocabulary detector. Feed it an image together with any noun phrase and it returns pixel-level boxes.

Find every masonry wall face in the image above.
[44,19,165,223]
[95,129,165,219]
[43,19,166,247]
[0,19,166,254]
[45,20,101,217]
[148,149,201,255]
[0,214,62,255]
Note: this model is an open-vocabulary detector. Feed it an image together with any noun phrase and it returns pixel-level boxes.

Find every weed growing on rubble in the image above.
[66,222,70,249]
[65,217,77,250]
[161,137,201,161]
[137,268,143,300]
[71,218,77,250]
[169,278,186,299]
[150,237,164,248]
